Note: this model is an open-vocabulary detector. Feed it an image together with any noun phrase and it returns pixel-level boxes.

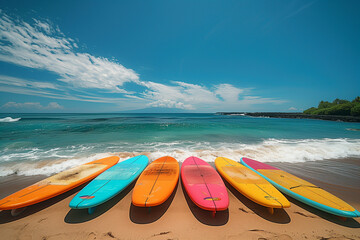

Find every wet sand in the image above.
[0,158,359,240]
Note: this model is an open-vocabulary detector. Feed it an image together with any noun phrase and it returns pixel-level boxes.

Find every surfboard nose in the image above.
[354,209,360,218]
[69,196,83,209]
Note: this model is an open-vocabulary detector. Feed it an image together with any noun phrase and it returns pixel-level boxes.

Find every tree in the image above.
[352,96,360,103]
[318,101,332,109]
[333,98,350,105]
[351,103,360,116]
[303,97,360,116]
[304,107,317,114]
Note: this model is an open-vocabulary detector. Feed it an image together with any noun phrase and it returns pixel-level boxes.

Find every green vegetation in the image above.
[303,97,360,116]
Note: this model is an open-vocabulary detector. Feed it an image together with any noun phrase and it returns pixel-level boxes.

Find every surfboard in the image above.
[241,157,360,218]
[181,156,229,214]
[215,157,290,213]
[0,156,119,215]
[132,156,179,207]
[69,155,148,214]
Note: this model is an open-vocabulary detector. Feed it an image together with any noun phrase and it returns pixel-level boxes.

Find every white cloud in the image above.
[148,99,194,110]
[0,11,287,112]
[0,13,139,92]
[215,84,244,102]
[33,19,53,34]
[139,81,284,111]
[289,107,297,111]
[46,102,63,109]
[140,81,219,110]
[2,101,64,110]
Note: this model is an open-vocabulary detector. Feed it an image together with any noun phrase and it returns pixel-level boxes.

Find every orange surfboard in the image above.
[0,156,119,212]
[132,156,179,207]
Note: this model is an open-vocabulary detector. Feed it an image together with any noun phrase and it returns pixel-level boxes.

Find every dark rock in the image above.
[216,112,360,122]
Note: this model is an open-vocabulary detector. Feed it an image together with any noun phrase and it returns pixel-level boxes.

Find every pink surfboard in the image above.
[181,156,229,214]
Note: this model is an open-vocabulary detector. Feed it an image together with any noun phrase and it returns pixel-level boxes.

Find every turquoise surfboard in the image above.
[69,155,148,214]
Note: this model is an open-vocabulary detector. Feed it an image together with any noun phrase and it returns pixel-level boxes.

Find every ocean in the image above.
[0,113,360,178]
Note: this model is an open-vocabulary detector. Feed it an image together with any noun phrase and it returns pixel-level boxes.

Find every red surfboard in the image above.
[181,156,229,215]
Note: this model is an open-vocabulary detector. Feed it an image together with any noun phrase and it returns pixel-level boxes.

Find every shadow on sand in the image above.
[0,183,87,224]
[181,180,229,226]
[223,180,291,224]
[129,182,178,224]
[64,181,136,223]
[287,196,360,228]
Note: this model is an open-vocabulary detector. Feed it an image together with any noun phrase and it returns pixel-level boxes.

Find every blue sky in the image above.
[0,0,359,113]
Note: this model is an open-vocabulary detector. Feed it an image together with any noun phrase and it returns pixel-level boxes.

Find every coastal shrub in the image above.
[353,96,360,103]
[312,108,329,115]
[304,96,360,116]
[326,102,353,115]
[318,101,333,109]
[351,103,360,116]
[303,107,317,114]
[332,98,350,105]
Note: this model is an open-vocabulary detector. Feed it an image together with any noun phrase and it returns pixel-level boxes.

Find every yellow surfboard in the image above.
[241,157,360,218]
[215,157,290,212]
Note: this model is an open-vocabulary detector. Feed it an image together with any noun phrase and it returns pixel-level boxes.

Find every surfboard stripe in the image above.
[75,179,111,208]
[192,156,217,211]
[281,178,344,209]
[18,185,49,198]
[132,156,179,207]
[259,169,347,209]
[144,156,168,207]
[181,156,228,212]
[0,200,10,207]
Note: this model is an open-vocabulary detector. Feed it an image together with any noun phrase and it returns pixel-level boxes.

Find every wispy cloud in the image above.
[262,1,317,33]
[284,1,317,20]
[0,10,286,111]
[0,13,139,92]
[0,75,133,103]
[0,75,59,90]
[2,101,64,110]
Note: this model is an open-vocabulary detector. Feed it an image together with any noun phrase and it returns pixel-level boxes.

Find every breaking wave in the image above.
[0,117,21,122]
[0,138,359,177]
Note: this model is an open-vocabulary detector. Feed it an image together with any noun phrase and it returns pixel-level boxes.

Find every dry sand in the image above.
[0,162,360,240]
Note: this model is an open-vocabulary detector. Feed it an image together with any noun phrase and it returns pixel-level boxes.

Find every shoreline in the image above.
[0,157,359,239]
[217,112,360,123]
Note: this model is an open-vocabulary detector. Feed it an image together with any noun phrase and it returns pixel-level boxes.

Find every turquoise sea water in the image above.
[0,113,360,176]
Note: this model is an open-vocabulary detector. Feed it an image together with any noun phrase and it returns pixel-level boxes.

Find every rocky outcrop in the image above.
[216,112,360,122]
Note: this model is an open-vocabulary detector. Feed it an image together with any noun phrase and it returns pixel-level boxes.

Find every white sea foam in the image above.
[0,117,21,122]
[0,152,112,177]
[144,138,360,163]
[0,138,359,177]
[0,145,95,163]
[229,113,245,116]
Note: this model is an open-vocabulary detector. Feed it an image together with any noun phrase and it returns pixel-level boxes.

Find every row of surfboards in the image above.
[0,155,359,219]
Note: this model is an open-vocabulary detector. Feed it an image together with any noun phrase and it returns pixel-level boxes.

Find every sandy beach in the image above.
[1,0,360,238]
[0,158,359,240]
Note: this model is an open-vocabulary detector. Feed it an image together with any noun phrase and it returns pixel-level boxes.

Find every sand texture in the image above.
[0,175,359,240]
